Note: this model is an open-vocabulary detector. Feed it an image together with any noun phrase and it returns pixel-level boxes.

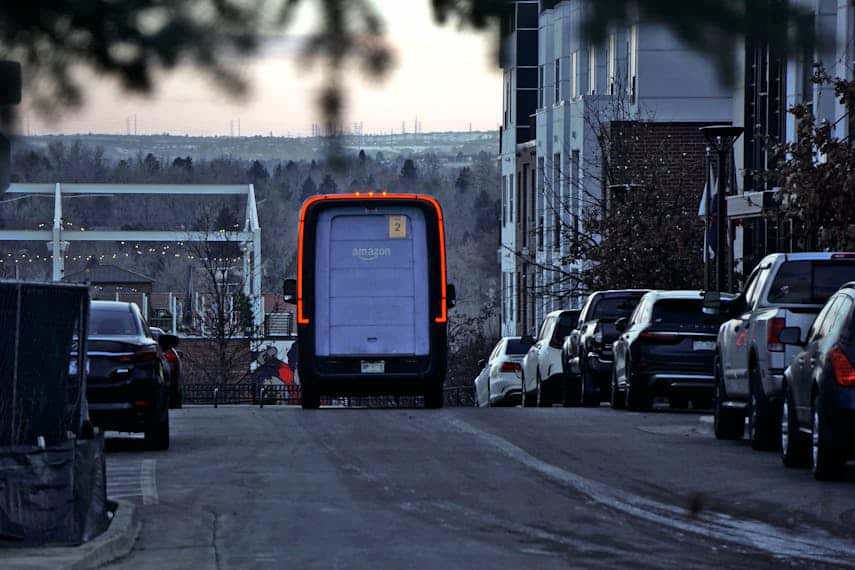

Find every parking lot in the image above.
[105,405,855,569]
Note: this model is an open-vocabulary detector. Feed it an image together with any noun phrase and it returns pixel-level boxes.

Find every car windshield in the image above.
[767,261,855,304]
[590,296,643,320]
[506,339,532,354]
[651,299,719,328]
[89,308,139,336]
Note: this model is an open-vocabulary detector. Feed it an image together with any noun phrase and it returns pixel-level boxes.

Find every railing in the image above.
[182,384,476,408]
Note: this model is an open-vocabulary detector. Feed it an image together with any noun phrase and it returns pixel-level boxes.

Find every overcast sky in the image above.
[24,1,502,137]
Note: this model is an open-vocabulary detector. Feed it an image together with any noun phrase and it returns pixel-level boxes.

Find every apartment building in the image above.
[728,0,855,278]
[499,0,732,336]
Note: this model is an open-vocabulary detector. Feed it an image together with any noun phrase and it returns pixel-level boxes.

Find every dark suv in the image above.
[85,301,177,450]
[563,290,648,406]
[780,283,855,480]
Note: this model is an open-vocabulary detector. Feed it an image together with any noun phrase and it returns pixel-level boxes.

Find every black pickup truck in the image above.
[562,290,648,406]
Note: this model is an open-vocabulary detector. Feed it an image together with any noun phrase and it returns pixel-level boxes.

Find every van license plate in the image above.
[693,341,715,351]
[361,361,385,374]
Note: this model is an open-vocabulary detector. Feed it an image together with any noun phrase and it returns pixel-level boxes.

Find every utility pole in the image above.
[700,126,744,292]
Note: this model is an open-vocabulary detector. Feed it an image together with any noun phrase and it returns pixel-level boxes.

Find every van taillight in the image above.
[830,347,855,386]
[767,318,786,352]
[500,362,521,373]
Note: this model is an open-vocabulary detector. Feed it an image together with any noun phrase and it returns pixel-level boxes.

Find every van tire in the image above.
[424,380,444,409]
[781,386,809,468]
[301,378,321,410]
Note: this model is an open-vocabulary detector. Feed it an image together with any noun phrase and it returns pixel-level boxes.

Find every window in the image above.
[588,45,597,95]
[829,297,854,337]
[589,295,644,320]
[570,51,578,98]
[502,175,507,225]
[571,150,580,236]
[554,58,561,103]
[537,215,544,251]
[538,65,544,109]
[89,307,140,336]
[767,261,855,305]
[628,25,638,103]
[553,153,561,250]
[607,33,617,95]
[510,173,516,224]
[744,267,766,310]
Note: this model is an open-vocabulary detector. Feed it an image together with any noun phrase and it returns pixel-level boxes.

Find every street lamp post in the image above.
[700,126,744,292]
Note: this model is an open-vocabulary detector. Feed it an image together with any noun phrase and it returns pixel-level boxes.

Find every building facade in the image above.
[729,0,855,281]
[499,0,733,336]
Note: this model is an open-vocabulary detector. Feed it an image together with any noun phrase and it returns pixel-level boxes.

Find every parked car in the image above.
[474,336,534,407]
[611,291,729,411]
[709,253,855,450]
[521,310,580,406]
[151,326,182,409]
[780,283,855,480]
[85,301,177,450]
[563,291,648,406]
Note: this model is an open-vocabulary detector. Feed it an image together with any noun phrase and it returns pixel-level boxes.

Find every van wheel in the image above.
[562,373,581,407]
[713,360,743,439]
[424,380,443,409]
[625,371,652,411]
[580,368,600,407]
[301,379,321,410]
[748,365,778,451]
[145,412,170,451]
[811,395,844,480]
[780,387,808,468]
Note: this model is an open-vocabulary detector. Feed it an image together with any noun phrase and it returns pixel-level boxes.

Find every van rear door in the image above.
[314,206,429,357]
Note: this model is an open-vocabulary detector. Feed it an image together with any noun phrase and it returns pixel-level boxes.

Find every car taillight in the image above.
[500,362,521,373]
[830,347,855,386]
[164,351,178,364]
[117,347,158,364]
[639,331,679,343]
[767,317,786,352]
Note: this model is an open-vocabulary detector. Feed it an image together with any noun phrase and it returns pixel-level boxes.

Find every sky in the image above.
[24,1,503,137]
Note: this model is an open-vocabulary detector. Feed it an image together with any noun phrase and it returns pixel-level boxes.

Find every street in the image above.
[104,405,855,569]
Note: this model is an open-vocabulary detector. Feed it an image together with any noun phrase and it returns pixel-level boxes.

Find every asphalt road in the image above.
[104,405,855,569]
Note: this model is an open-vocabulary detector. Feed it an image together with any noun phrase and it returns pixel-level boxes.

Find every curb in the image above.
[0,500,140,570]
[72,500,140,570]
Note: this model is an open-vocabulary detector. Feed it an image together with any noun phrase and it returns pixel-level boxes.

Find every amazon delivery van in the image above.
[285,193,455,409]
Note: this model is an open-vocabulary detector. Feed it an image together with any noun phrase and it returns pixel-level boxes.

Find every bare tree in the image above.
[183,206,257,385]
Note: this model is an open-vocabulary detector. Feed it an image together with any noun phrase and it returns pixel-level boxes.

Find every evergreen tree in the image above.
[300,176,318,202]
[319,174,339,194]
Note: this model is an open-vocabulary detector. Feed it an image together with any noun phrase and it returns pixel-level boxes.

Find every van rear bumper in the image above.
[304,355,443,394]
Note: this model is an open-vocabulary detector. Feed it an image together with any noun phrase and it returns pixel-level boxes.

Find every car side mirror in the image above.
[158,334,179,351]
[447,284,457,309]
[614,317,628,333]
[778,326,802,345]
[477,358,487,369]
[283,278,297,303]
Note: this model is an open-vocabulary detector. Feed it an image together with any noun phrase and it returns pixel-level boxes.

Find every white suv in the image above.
[521,310,580,406]
[711,252,855,449]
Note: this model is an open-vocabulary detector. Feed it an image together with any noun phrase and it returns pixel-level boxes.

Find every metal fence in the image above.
[182,383,476,408]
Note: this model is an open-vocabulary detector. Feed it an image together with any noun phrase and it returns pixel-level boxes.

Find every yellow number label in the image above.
[389,215,407,239]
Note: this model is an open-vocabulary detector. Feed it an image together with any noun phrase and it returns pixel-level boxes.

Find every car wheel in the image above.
[713,360,744,440]
[610,368,626,410]
[580,368,599,407]
[145,411,170,451]
[301,377,321,410]
[562,372,580,407]
[780,386,809,468]
[536,371,545,407]
[811,394,844,481]
[625,370,652,411]
[747,364,778,451]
